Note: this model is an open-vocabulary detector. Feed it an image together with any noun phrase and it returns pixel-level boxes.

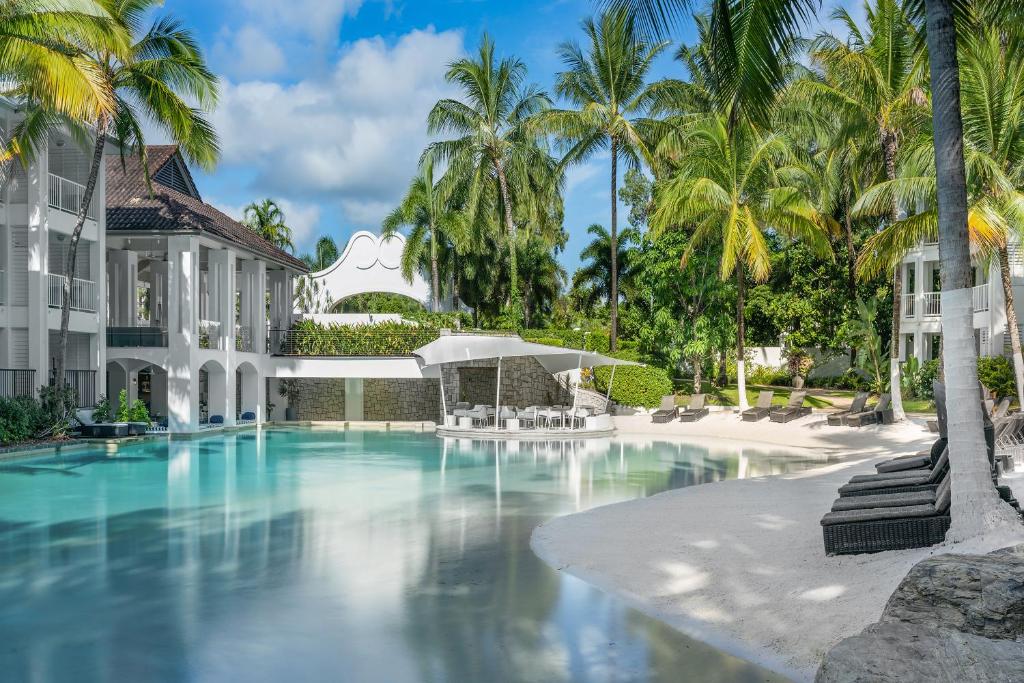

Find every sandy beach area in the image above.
[531,412,1024,681]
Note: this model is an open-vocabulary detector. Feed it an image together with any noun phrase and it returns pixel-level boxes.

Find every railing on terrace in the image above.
[50,369,96,407]
[0,269,5,305]
[235,324,253,352]
[903,293,916,318]
[0,369,34,398]
[106,326,168,348]
[47,273,97,312]
[48,173,96,220]
[973,284,990,313]
[924,291,942,317]
[199,319,222,350]
[272,327,443,357]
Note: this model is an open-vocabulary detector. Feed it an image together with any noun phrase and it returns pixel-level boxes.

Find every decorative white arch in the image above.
[307,231,438,310]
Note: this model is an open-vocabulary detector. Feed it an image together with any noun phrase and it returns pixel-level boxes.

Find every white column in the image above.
[94,150,106,403]
[914,255,925,319]
[106,249,139,326]
[146,261,169,328]
[167,235,198,433]
[210,249,236,425]
[239,259,257,347]
[26,153,48,392]
[255,260,267,358]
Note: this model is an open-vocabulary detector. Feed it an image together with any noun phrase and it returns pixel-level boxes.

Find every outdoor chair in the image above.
[838,448,949,497]
[468,405,490,427]
[993,397,1011,419]
[452,402,471,419]
[678,394,709,422]
[517,407,538,429]
[497,407,517,429]
[875,437,946,473]
[209,415,224,425]
[238,411,256,424]
[572,408,590,428]
[845,394,891,427]
[827,392,869,426]
[651,395,678,423]
[769,391,811,423]
[821,473,951,555]
[741,391,774,422]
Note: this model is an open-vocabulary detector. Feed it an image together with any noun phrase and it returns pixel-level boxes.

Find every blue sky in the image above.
[162,0,861,272]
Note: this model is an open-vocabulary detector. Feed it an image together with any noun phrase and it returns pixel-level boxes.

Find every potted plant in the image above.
[279,380,299,420]
[117,389,152,436]
[785,349,815,389]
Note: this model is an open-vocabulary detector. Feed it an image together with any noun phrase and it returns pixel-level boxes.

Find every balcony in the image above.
[924,291,941,317]
[902,293,916,318]
[235,324,253,352]
[48,173,96,220]
[47,273,97,312]
[973,284,990,312]
[0,369,34,398]
[199,319,221,350]
[107,326,167,348]
[50,369,97,407]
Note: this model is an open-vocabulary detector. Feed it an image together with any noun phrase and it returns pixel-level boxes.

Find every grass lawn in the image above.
[674,384,937,414]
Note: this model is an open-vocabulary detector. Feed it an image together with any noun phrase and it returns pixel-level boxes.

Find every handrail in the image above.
[199,319,222,350]
[923,291,941,317]
[107,326,168,348]
[902,292,916,318]
[50,368,97,407]
[47,273,97,312]
[0,369,34,398]
[973,284,990,313]
[47,173,96,220]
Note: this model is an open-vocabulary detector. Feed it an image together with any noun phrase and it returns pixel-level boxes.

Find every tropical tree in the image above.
[244,199,294,253]
[425,36,554,323]
[382,157,467,312]
[651,117,834,411]
[572,223,639,312]
[314,236,338,271]
[12,0,218,400]
[796,0,927,421]
[542,9,670,349]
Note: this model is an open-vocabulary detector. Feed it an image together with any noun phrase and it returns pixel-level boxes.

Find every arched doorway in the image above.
[235,361,259,422]
[199,359,227,426]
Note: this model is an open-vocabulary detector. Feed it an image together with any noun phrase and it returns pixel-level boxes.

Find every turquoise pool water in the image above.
[0,429,819,682]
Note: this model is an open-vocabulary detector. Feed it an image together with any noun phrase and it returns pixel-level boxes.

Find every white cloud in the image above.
[213,25,286,79]
[239,0,364,44]
[211,27,465,229]
[565,160,602,195]
[212,198,321,252]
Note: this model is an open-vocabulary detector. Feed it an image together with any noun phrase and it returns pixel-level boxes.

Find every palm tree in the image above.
[572,223,639,312]
[542,9,670,350]
[382,157,467,312]
[13,0,218,399]
[795,0,927,421]
[314,236,338,271]
[651,117,834,412]
[244,199,294,253]
[425,36,554,323]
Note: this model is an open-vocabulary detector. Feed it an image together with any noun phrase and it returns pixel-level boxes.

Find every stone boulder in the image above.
[880,549,1024,640]
[816,622,1024,683]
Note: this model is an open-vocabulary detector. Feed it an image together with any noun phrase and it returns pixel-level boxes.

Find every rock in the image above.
[815,622,1024,683]
[880,548,1024,641]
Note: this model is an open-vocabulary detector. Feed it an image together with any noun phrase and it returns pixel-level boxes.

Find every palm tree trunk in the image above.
[609,138,619,352]
[882,130,907,422]
[693,355,702,394]
[57,118,107,404]
[736,267,749,413]
[430,226,440,313]
[925,0,1018,539]
[845,191,858,367]
[493,158,520,317]
[998,245,1024,407]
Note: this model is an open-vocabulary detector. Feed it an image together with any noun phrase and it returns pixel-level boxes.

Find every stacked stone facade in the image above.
[364,378,440,421]
[289,378,346,421]
[441,356,569,409]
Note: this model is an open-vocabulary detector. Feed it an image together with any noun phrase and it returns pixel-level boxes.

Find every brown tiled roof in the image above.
[106,145,308,272]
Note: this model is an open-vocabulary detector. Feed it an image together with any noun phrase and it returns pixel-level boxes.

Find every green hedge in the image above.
[521,328,612,353]
[592,364,672,409]
[286,320,441,356]
[978,356,1017,399]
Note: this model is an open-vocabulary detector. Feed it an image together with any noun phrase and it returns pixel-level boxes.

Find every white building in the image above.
[104,145,306,433]
[0,103,107,407]
[897,239,1022,362]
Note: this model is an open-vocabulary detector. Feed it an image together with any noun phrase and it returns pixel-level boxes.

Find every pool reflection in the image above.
[0,430,806,682]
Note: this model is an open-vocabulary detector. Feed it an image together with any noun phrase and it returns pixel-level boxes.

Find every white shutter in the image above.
[10,226,27,305]
[9,329,28,369]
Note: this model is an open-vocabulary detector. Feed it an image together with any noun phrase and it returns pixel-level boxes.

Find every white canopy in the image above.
[413,334,638,375]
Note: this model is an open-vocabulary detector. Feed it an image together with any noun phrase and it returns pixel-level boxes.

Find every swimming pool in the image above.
[0,429,820,682]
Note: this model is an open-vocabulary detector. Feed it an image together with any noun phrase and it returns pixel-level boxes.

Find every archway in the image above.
[199,359,227,425]
[136,365,169,424]
[330,292,426,315]
[105,360,130,413]
[235,361,259,422]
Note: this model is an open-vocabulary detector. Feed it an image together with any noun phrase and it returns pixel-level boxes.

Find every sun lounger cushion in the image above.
[831,489,936,512]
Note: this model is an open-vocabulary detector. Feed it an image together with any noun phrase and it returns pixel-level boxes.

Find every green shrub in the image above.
[286,319,441,356]
[592,364,672,408]
[748,364,790,386]
[806,368,871,391]
[92,395,112,423]
[115,389,152,425]
[521,328,612,353]
[530,336,566,348]
[904,359,940,400]
[978,356,1016,399]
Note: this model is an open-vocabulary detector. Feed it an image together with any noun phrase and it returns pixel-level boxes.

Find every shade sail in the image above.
[413,334,639,374]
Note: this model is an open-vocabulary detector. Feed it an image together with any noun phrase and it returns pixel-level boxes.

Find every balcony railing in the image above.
[924,291,942,317]
[107,326,168,348]
[199,319,221,349]
[50,369,96,407]
[0,269,5,305]
[235,324,253,352]
[973,284,990,313]
[47,273,97,312]
[48,173,96,220]
[903,293,916,318]
[0,369,34,398]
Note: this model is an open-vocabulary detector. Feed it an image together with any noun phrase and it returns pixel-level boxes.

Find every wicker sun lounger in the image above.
[741,391,774,422]
[821,474,951,555]
[651,396,678,423]
[846,393,891,427]
[875,437,947,473]
[678,394,709,422]
[769,391,810,423]
[838,447,948,497]
[827,392,869,426]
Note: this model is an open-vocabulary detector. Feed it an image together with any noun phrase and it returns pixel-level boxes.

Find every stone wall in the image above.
[364,378,440,421]
[289,378,346,420]
[441,356,569,409]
